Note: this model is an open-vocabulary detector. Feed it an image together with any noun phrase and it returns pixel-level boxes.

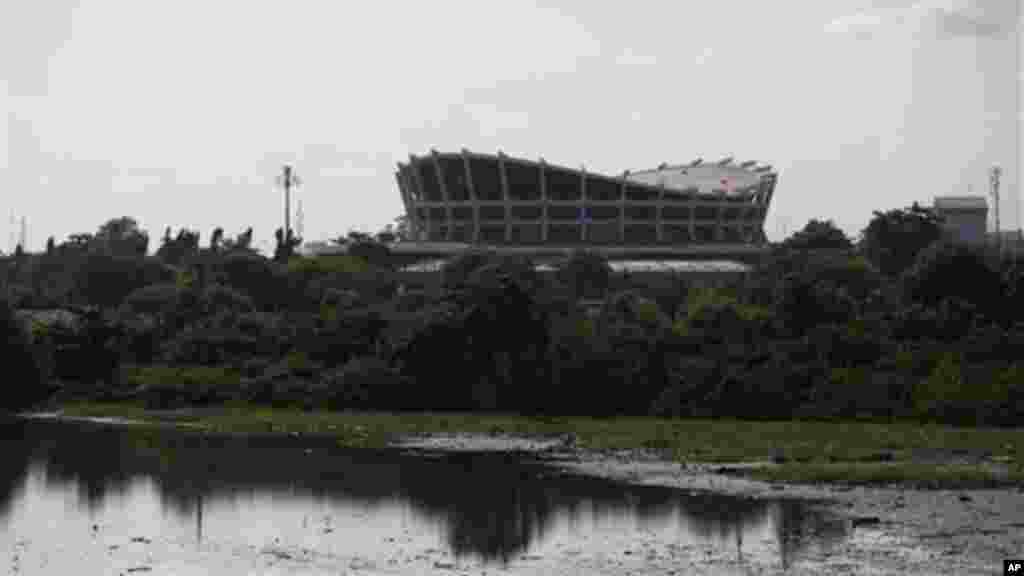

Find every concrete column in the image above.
[431,149,454,241]
[409,155,428,240]
[395,166,416,240]
[461,149,479,244]
[539,158,549,243]
[498,151,511,243]
[688,193,697,243]
[715,203,725,243]
[656,179,666,244]
[619,171,628,244]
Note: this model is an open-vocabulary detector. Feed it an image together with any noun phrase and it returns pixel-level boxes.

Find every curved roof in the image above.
[626,160,769,195]
[402,150,777,200]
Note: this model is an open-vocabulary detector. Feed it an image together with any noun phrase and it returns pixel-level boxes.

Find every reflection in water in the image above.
[0,417,849,568]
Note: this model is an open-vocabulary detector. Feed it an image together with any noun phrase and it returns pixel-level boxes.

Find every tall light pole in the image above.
[991,164,1002,252]
[276,164,301,239]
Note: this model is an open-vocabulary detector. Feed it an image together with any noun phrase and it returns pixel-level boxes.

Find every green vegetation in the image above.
[2,208,1023,490]
[57,403,1023,487]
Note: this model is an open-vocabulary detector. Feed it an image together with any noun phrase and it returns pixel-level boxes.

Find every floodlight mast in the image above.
[991,164,1002,253]
[276,164,301,239]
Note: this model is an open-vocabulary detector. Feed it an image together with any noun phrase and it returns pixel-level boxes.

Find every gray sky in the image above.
[1,0,1020,253]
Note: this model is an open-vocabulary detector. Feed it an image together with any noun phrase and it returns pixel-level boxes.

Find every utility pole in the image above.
[276,164,301,239]
[991,165,1002,254]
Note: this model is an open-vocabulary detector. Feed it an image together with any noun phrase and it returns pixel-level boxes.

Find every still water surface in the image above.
[1,417,852,574]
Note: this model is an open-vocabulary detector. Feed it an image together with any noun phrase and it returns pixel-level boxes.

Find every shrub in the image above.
[161,326,274,366]
[284,350,317,377]
[912,351,967,423]
[555,250,611,300]
[1,298,49,411]
[122,283,185,316]
[346,240,392,269]
[901,241,1003,319]
[200,283,254,314]
[321,356,406,410]
[912,352,1023,425]
[287,254,368,276]
[126,364,241,408]
[221,252,288,311]
[75,253,176,309]
[441,249,499,289]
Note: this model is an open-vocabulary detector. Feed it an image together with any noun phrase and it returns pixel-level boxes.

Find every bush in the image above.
[912,352,1022,425]
[161,325,275,366]
[126,364,241,408]
[122,283,185,316]
[75,253,176,309]
[287,254,368,276]
[346,240,392,269]
[321,356,406,410]
[0,298,49,411]
[901,241,1003,320]
[441,249,499,289]
[555,250,611,300]
[200,283,254,314]
[221,252,288,311]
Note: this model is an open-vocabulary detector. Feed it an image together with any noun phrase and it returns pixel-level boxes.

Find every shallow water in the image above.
[1,416,858,574]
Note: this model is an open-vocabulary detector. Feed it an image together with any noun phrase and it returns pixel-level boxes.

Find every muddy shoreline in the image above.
[396,432,1024,575]
[10,415,1023,575]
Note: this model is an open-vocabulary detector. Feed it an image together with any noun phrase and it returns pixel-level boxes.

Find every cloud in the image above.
[824,11,888,40]
[615,47,660,67]
[930,1,1014,39]
[694,47,714,66]
[825,0,1015,41]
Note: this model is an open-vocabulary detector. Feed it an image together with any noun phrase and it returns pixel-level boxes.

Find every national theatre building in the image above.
[395,149,777,248]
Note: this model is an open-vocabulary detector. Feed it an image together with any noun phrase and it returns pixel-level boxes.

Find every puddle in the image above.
[0,416,943,574]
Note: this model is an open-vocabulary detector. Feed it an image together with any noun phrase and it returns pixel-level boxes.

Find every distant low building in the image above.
[933,196,988,245]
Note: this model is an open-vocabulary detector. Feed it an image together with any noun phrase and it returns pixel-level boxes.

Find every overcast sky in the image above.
[1,0,1020,253]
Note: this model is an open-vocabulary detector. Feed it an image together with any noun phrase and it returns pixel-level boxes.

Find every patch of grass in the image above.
[124,364,242,388]
[287,255,368,275]
[55,404,1024,480]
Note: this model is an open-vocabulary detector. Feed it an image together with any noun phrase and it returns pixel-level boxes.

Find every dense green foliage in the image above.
[2,208,1023,426]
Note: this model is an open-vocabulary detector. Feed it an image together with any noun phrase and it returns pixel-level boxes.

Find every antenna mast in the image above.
[276,164,301,240]
[295,198,304,239]
[991,165,1003,253]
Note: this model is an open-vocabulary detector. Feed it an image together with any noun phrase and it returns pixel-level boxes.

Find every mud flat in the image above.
[397,432,1024,575]
[12,413,1021,575]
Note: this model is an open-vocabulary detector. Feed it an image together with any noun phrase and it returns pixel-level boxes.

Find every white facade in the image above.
[626,162,764,196]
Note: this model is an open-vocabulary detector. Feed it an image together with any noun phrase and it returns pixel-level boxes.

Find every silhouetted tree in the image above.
[273,228,302,262]
[155,228,200,267]
[859,203,943,277]
[781,219,852,251]
[210,228,224,252]
[556,250,612,300]
[0,298,48,411]
[94,217,149,258]
[901,240,1003,322]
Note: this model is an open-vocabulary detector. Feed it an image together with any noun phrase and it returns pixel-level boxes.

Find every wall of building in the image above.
[939,209,988,245]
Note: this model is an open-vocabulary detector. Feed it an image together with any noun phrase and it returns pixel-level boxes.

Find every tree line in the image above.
[1,205,1021,426]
